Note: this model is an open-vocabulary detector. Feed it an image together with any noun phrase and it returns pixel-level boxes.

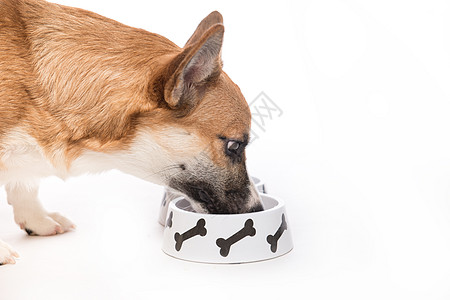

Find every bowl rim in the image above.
[168,193,284,218]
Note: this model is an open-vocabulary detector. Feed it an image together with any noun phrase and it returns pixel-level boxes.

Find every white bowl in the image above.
[158,190,181,226]
[251,176,267,194]
[158,176,266,226]
[162,194,293,264]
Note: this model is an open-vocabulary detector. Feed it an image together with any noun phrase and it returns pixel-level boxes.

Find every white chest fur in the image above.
[0,128,187,187]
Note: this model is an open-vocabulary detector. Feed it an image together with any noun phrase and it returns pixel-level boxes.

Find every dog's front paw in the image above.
[0,240,19,265]
[16,212,75,236]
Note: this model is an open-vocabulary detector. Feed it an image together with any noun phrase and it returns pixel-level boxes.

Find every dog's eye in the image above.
[219,136,247,162]
[227,141,241,153]
[225,140,244,161]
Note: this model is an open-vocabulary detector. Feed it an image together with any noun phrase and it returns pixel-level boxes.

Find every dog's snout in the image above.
[171,176,264,215]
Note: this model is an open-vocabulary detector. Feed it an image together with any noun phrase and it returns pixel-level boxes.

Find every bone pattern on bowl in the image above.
[161,187,293,263]
[174,219,207,251]
[216,219,256,257]
[266,214,287,253]
[168,208,288,257]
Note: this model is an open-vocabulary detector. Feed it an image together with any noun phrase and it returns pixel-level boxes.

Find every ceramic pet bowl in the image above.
[162,194,293,264]
[158,177,267,226]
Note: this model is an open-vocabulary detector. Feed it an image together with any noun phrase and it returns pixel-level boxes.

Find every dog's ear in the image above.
[163,24,224,110]
[185,11,223,47]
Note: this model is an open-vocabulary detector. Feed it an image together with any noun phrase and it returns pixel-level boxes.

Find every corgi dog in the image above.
[0,0,263,265]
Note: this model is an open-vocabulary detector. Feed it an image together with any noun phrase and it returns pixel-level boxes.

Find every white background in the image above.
[1,0,450,299]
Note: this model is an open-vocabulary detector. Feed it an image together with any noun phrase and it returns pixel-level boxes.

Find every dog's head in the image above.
[140,12,263,214]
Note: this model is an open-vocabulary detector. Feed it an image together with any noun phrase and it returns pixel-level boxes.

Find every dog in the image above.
[0,0,263,265]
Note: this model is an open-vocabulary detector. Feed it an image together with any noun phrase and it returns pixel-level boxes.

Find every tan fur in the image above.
[0,0,174,164]
[0,0,250,170]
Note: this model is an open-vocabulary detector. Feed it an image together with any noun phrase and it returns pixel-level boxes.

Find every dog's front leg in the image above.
[6,182,75,236]
[0,239,19,265]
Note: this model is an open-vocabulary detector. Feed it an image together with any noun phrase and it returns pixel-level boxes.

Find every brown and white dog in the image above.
[0,0,263,265]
